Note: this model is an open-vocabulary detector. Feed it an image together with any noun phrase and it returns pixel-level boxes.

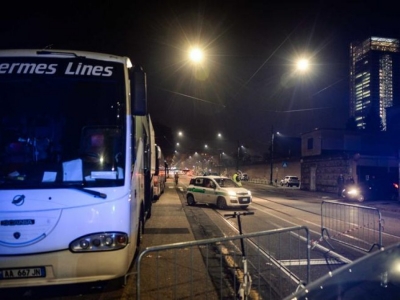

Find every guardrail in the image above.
[319,200,383,252]
[133,226,310,299]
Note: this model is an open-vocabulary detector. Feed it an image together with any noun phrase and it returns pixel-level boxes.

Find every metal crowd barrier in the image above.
[248,178,269,185]
[134,226,310,299]
[319,200,383,252]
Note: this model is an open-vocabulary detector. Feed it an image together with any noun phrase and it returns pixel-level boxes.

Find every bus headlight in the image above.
[70,232,128,252]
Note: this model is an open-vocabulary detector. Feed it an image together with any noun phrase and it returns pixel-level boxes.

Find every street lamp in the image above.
[189,48,204,63]
[237,141,240,171]
[269,126,275,185]
[268,58,311,184]
[296,58,310,72]
[215,132,223,175]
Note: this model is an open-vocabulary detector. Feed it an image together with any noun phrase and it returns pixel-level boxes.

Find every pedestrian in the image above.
[233,171,242,186]
[337,174,344,196]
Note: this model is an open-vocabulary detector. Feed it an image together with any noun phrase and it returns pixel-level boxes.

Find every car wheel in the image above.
[217,197,227,209]
[241,205,248,210]
[286,183,289,187]
[187,194,196,206]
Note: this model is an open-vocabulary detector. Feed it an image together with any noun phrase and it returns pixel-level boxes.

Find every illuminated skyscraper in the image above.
[349,37,400,130]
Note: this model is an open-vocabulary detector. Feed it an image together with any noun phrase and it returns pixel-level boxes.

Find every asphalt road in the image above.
[4,176,400,299]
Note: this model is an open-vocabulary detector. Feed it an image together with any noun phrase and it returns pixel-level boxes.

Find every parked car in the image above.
[280,176,300,187]
[240,173,249,181]
[341,180,398,202]
[185,176,252,209]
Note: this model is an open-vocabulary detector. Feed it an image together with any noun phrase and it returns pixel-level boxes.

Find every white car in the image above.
[280,176,300,187]
[185,176,252,209]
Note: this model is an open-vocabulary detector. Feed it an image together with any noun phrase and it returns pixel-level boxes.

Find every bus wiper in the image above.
[69,185,107,199]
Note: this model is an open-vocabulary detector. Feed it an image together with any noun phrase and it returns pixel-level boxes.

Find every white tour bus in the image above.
[0,49,155,287]
[152,145,166,200]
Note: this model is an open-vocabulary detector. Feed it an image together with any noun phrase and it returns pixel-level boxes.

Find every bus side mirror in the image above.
[130,65,147,116]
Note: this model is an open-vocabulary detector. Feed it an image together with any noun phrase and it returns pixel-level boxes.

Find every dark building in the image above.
[350,37,400,131]
[300,128,398,193]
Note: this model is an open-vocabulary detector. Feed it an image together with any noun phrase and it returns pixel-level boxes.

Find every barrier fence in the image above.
[319,200,383,252]
[248,178,269,185]
[134,226,310,299]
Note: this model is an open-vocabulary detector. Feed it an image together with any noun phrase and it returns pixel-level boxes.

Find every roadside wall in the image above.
[223,157,301,183]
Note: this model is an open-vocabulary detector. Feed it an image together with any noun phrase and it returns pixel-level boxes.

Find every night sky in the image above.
[1,0,400,156]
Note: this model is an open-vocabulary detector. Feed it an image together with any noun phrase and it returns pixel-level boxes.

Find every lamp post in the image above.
[267,58,310,185]
[216,133,223,175]
[218,149,222,175]
[269,126,274,185]
[236,141,240,172]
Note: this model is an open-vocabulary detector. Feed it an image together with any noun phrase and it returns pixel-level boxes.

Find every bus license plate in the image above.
[0,267,45,279]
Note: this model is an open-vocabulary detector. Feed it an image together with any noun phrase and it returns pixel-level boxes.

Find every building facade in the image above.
[350,37,400,130]
[300,128,398,193]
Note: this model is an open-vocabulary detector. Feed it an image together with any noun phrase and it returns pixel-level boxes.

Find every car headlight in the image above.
[347,188,360,196]
[247,190,251,196]
[228,190,237,196]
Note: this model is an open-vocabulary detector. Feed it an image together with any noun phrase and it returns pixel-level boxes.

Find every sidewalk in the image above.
[131,177,220,299]
[141,178,193,247]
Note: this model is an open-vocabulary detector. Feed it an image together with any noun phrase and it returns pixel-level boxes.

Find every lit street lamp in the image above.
[296,58,309,72]
[268,57,311,184]
[189,48,204,63]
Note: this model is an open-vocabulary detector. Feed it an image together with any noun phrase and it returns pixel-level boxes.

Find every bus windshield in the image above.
[0,57,127,189]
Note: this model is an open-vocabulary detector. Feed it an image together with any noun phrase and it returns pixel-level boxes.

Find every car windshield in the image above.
[0,56,126,189]
[214,178,238,187]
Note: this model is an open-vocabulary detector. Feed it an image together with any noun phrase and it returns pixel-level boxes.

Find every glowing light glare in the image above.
[392,259,400,274]
[297,59,309,72]
[189,48,204,63]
